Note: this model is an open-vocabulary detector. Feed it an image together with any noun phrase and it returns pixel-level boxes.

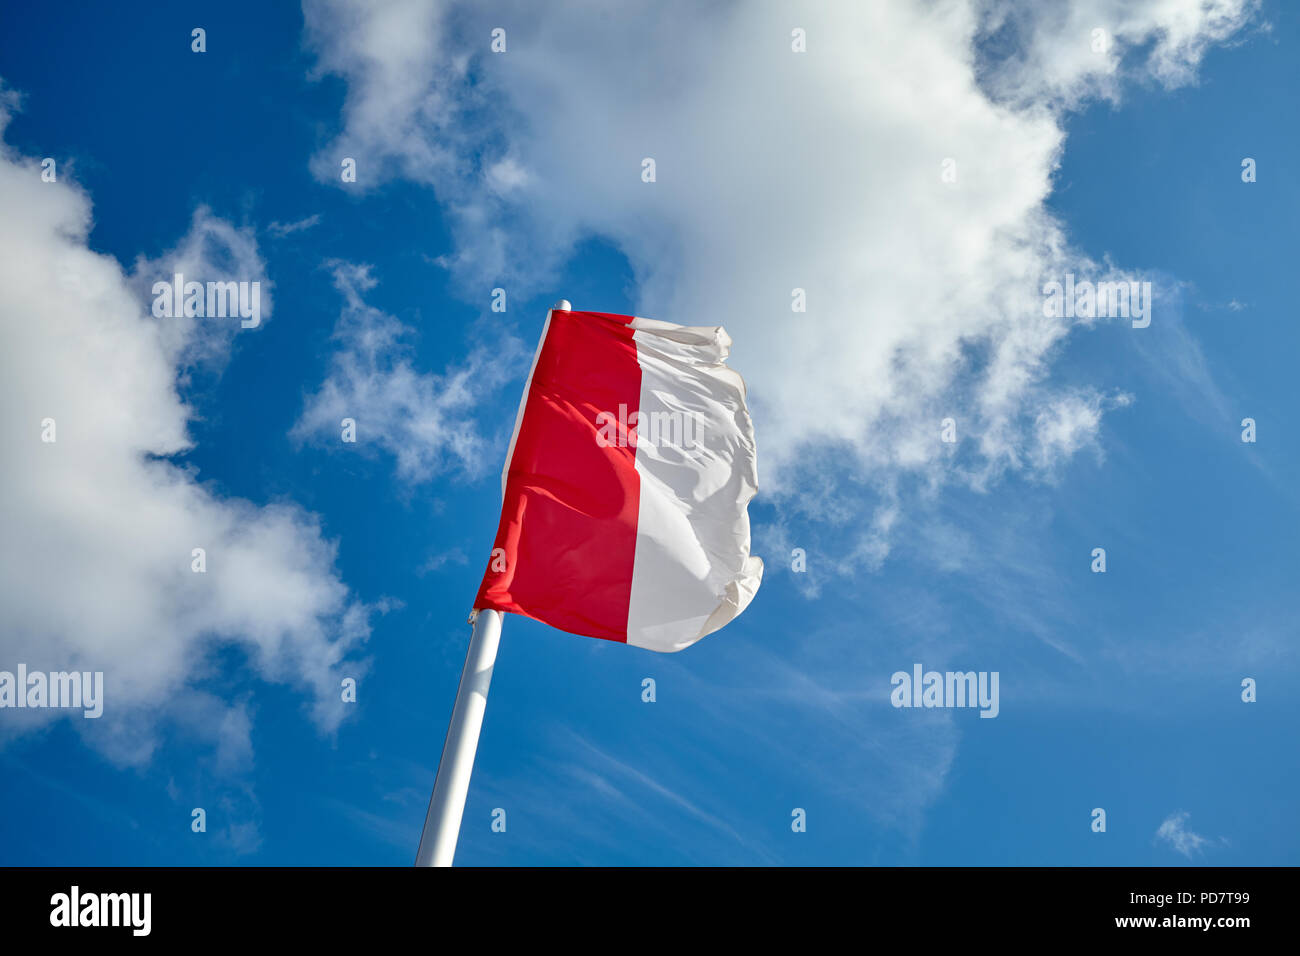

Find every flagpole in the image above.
[414,607,502,866]
[414,300,570,867]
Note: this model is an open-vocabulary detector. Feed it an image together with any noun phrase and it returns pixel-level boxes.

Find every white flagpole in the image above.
[414,300,570,867]
[415,607,503,866]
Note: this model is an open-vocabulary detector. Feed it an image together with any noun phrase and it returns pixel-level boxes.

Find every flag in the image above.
[474,306,763,652]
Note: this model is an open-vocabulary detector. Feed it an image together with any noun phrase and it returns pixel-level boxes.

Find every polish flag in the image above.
[474,305,763,652]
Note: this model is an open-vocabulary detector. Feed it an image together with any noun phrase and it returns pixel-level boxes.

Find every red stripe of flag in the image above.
[474,309,641,641]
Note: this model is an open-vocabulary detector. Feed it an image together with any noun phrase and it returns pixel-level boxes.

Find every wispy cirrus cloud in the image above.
[291,260,527,482]
[267,213,322,238]
[1155,810,1217,857]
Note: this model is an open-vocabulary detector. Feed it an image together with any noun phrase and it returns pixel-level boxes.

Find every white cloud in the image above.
[128,205,272,373]
[1155,810,1212,857]
[303,0,470,188]
[1030,388,1131,473]
[267,213,323,237]
[979,0,1260,108]
[301,0,1256,527]
[291,261,526,482]
[0,91,371,766]
[484,156,530,195]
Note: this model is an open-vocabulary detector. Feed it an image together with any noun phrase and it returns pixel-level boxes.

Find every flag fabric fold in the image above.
[474,306,763,652]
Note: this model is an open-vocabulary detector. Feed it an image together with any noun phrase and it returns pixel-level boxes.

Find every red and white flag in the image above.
[475,306,763,652]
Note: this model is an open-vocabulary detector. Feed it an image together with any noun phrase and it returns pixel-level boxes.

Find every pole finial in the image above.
[553,299,572,312]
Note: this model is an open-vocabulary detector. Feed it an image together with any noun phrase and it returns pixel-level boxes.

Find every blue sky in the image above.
[0,1,1295,866]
